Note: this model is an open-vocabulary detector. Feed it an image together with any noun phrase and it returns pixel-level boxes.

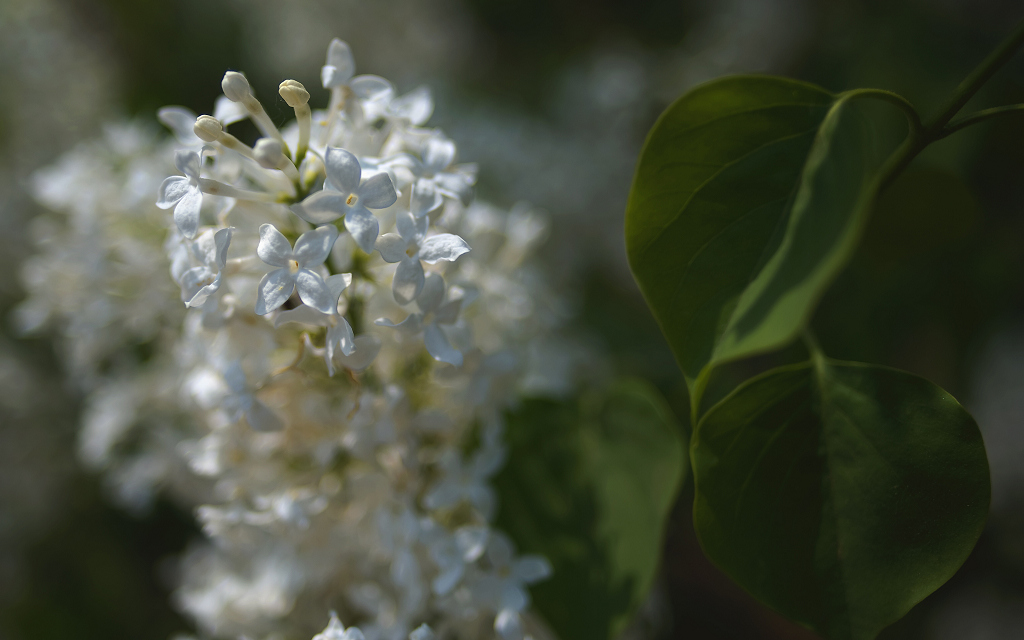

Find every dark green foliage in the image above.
[691,359,989,640]
[494,380,685,640]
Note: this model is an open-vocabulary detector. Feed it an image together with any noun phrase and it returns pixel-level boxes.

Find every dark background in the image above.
[2,0,1024,638]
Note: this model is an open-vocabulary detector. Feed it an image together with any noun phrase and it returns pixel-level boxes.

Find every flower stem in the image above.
[923,16,1024,138]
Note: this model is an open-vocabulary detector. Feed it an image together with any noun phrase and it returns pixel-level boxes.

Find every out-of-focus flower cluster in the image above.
[17,38,598,640]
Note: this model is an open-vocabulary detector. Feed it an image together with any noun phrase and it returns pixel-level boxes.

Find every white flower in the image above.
[157,149,203,239]
[313,612,365,640]
[377,211,470,305]
[179,227,233,308]
[375,273,464,366]
[410,135,475,217]
[273,272,371,376]
[425,524,489,595]
[255,224,338,315]
[475,534,551,640]
[292,147,397,252]
[423,444,502,517]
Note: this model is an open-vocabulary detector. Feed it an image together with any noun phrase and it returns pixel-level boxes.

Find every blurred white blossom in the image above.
[17,37,595,640]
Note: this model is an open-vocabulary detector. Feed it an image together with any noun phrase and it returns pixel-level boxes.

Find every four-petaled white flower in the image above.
[377,211,470,305]
[292,147,397,253]
[375,273,464,366]
[321,38,429,125]
[255,224,338,315]
[474,534,552,640]
[179,227,233,308]
[157,149,204,239]
[274,273,381,375]
[410,134,476,218]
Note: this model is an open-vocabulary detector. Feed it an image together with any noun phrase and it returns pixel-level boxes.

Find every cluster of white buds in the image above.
[139,39,588,640]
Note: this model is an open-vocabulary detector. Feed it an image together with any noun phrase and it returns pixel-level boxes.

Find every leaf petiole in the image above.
[938,103,1024,139]
[840,88,924,136]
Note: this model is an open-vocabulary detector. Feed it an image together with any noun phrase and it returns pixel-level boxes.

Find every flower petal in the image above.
[513,556,552,583]
[356,172,397,209]
[349,75,394,101]
[455,526,489,562]
[389,86,433,125]
[424,136,456,172]
[213,95,247,125]
[173,187,202,239]
[255,269,296,315]
[393,257,425,306]
[324,147,362,194]
[344,207,379,254]
[337,335,381,371]
[257,224,294,267]
[174,149,201,181]
[187,273,222,308]
[432,564,465,596]
[293,224,338,267]
[374,314,422,333]
[494,610,524,640]
[292,191,347,225]
[326,273,353,302]
[396,210,428,244]
[322,38,355,88]
[424,324,462,366]
[434,171,474,205]
[419,234,470,264]
[328,317,356,357]
[157,175,190,209]
[499,584,528,614]
[410,178,443,217]
[180,266,216,303]
[212,227,233,270]
[375,233,408,263]
[409,625,435,640]
[295,269,335,314]
[418,273,445,314]
[157,106,202,145]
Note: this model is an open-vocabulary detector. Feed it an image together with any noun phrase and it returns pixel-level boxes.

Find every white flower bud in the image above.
[253,138,284,170]
[193,115,223,143]
[279,80,309,108]
[221,71,251,102]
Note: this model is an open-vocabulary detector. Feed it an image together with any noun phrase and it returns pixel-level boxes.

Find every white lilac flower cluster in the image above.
[18,39,594,640]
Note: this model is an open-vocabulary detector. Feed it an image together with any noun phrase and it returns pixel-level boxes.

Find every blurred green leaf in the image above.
[494,380,686,640]
[691,359,990,640]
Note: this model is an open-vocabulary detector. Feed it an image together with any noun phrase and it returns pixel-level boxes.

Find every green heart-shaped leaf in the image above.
[626,76,833,382]
[626,76,903,406]
[691,359,990,640]
[494,380,686,640]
